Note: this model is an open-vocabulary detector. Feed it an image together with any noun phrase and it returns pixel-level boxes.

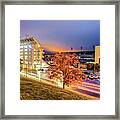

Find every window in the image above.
[20,46,23,48]
[24,45,28,48]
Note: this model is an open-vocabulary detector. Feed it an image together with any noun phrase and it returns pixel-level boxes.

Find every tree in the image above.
[47,53,84,89]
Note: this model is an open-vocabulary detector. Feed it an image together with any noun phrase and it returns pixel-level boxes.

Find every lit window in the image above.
[28,45,32,48]
[25,56,27,59]
[24,48,28,51]
[20,46,23,48]
[24,45,27,48]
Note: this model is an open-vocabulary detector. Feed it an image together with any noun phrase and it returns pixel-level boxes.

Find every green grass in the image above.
[20,77,89,100]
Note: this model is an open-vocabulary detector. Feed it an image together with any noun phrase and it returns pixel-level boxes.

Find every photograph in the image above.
[20,20,100,100]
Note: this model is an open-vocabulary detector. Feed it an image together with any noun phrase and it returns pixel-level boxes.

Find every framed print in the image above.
[0,0,119,119]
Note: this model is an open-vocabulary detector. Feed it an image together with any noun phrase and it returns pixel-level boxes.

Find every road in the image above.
[71,82,100,98]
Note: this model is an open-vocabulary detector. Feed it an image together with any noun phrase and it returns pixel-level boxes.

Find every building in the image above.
[95,46,100,64]
[43,45,101,65]
[20,37,44,71]
[63,50,95,64]
[43,49,95,64]
[75,50,95,63]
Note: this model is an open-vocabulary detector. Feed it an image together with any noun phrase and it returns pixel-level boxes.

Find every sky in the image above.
[20,20,100,52]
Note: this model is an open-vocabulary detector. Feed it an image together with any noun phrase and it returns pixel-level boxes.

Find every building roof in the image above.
[20,37,42,46]
[62,50,94,53]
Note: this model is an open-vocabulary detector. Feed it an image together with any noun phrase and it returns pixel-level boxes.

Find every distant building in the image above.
[20,37,44,71]
[76,50,95,63]
[63,50,95,64]
[43,50,95,64]
[43,46,100,65]
[95,46,100,64]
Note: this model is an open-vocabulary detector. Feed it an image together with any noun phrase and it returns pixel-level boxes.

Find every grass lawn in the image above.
[20,76,89,100]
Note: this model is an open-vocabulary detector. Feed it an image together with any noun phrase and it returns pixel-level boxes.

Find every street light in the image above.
[37,46,44,81]
[37,49,42,81]
[25,64,27,77]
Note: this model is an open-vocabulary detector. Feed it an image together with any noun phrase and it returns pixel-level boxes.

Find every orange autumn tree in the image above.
[47,52,84,89]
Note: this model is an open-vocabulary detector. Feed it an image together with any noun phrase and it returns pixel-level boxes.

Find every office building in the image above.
[20,37,43,71]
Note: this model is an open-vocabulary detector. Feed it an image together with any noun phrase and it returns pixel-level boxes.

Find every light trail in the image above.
[20,71,100,99]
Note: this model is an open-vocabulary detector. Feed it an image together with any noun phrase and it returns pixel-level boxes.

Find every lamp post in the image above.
[26,64,27,77]
[37,49,42,81]
[40,48,44,80]
[37,46,44,81]
[38,58,42,81]
[40,58,42,80]
[37,49,40,80]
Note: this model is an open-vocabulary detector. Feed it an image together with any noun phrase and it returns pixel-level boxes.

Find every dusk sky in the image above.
[20,20,100,52]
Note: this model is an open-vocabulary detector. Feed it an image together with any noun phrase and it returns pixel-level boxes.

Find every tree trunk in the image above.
[63,82,65,89]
